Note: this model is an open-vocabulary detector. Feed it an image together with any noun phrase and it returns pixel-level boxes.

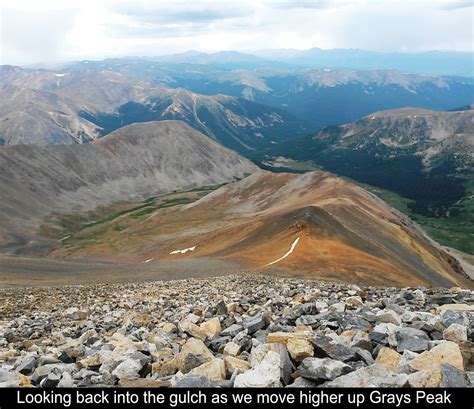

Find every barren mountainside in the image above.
[49,171,472,288]
[0,66,309,150]
[0,120,257,253]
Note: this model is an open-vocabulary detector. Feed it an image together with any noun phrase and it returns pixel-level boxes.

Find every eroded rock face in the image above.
[0,275,472,388]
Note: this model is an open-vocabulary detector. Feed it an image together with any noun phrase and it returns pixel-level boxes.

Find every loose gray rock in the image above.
[322,364,409,387]
[244,314,268,334]
[396,328,430,353]
[298,357,353,382]
[440,363,466,387]
[16,356,38,375]
[174,375,211,388]
[312,335,358,362]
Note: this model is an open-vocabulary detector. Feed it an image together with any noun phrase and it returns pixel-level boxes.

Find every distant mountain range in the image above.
[0,118,470,286]
[1,52,473,285]
[170,67,473,127]
[2,61,473,150]
[253,48,474,77]
[0,66,309,151]
[80,87,309,152]
[55,48,474,76]
[53,59,474,127]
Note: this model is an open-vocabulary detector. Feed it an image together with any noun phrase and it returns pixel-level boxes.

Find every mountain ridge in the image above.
[0,120,257,254]
[0,66,310,150]
[48,170,472,288]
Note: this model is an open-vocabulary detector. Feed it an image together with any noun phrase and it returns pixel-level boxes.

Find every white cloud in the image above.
[0,0,471,65]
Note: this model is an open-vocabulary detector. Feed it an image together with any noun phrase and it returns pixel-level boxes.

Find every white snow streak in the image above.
[265,237,300,266]
[170,246,197,255]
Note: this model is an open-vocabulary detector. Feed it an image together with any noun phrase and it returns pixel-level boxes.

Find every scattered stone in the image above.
[322,364,408,387]
[234,351,281,387]
[16,356,38,375]
[408,341,464,372]
[287,338,314,362]
[312,335,357,362]
[438,304,474,313]
[375,347,401,372]
[441,310,469,328]
[244,314,269,334]
[250,343,293,385]
[298,357,353,382]
[407,368,441,387]
[200,318,222,338]
[0,369,16,383]
[111,358,143,380]
[224,356,251,376]
[174,375,210,388]
[397,350,419,374]
[221,324,244,338]
[443,323,468,343]
[57,372,75,388]
[440,363,466,387]
[458,341,474,371]
[328,302,346,313]
[287,377,317,387]
[191,359,225,381]
[176,338,215,373]
[64,307,88,321]
[0,275,471,389]
[376,310,402,326]
[223,342,241,356]
[395,328,429,353]
[267,331,312,345]
[345,296,363,309]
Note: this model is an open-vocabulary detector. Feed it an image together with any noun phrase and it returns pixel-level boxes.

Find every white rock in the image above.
[329,302,346,313]
[234,351,282,387]
[57,372,75,388]
[111,358,142,380]
[376,310,402,326]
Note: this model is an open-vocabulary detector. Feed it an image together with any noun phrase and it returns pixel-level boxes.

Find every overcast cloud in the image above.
[0,0,472,65]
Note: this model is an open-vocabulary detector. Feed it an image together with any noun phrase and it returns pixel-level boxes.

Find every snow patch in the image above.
[265,237,300,266]
[170,246,197,255]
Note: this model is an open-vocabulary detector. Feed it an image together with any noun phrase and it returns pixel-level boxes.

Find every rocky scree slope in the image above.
[0,275,473,388]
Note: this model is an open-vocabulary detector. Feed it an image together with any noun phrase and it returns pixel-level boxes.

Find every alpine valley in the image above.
[0,52,473,289]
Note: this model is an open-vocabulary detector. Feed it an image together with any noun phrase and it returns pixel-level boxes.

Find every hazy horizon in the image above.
[1,0,473,66]
[2,48,469,71]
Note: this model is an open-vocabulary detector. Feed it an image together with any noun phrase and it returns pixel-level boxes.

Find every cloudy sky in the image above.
[0,0,472,65]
